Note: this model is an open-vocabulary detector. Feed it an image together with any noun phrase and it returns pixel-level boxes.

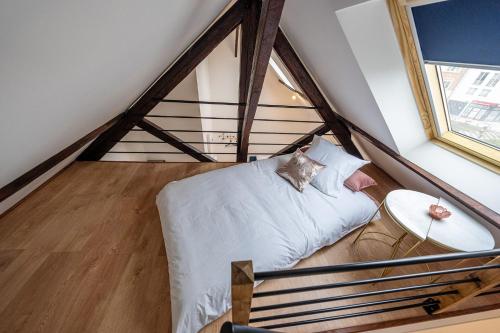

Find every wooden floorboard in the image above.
[0,161,496,333]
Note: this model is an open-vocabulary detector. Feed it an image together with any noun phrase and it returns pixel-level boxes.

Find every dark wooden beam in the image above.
[78,0,248,161]
[272,28,362,158]
[234,26,240,58]
[340,115,500,228]
[237,0,286,162]
[0,114,122,203]
[237,0,260,157]
[136,119,216,162]
[271,124,329,157]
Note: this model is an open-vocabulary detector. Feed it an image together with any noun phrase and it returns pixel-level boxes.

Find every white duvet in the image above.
[156,155,379,333]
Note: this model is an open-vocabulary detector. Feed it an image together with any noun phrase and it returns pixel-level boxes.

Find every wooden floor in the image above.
[0,161,497,333]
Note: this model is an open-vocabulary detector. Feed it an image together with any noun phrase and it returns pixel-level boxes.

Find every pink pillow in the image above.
[344,170,377,192]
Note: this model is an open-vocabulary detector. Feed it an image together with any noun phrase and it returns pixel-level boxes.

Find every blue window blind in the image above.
[412,0,500,67]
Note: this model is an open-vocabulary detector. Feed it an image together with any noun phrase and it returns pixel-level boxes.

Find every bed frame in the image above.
[222,249,500,332]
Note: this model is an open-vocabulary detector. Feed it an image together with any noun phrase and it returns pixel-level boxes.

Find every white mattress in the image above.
[156,155,379,333]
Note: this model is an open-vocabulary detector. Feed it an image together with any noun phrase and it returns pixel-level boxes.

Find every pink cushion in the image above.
[344,170,377,192]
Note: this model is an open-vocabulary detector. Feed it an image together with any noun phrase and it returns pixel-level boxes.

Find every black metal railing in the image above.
[116,141,312,146]
[222,249,500,333]
[158,98,319,110]
[145,114,324,124]
[110,97,332,161]
[109,132,340,157]
[253,250,499,280]
[129,129,334,136]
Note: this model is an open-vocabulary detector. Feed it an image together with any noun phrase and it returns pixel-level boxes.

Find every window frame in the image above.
[387,0,500,170]
[424,64,500,167]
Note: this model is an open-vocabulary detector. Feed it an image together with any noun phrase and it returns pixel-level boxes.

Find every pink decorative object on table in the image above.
[429,204,452,220]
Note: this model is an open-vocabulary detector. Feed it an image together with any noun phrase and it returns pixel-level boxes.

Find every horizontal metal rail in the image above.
[158,98,318,109]
[115,141,312,146]
[145,114,324,124]
[253,249,500,280]
[252,264,500,298]
[130,129,335,136]
[250,278,477,312]
[250,290,457,323]
[116,140,232,144]
[107,151,280,155]
[258,300,440,330]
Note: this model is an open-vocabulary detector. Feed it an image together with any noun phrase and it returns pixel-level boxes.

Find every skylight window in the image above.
[396,0,500,167]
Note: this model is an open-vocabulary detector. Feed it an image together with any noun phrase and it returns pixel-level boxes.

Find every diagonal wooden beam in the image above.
[273,28,362,158]
[78,0,248,161]
[237,0,260,157]
[137,119,216,162]
[271,124,329,157]
[237,0,286,162]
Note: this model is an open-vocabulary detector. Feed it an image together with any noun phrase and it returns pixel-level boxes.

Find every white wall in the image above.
[196,32,240,160]
[405,141,500,213]
[280,0,399,152]
[0,0,229,186]
[337,0,428,154]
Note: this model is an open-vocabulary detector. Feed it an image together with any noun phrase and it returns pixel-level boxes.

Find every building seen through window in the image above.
[439,65,500,149]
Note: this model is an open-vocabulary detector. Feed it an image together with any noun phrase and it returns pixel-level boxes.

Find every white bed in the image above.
[156,154,379,333]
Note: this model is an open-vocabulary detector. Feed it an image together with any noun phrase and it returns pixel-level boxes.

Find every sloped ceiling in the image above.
[0,0,230,187]
[280,0,399,152]
[1,0,399,189]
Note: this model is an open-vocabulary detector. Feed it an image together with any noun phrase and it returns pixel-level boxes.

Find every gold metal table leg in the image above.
[380,239,425,278]
[379,231,407,278]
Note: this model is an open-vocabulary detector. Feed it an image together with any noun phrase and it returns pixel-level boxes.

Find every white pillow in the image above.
[306,135,369,197]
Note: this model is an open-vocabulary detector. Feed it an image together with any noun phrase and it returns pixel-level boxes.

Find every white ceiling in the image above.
[1,0,400,189]
[0,0,230,187]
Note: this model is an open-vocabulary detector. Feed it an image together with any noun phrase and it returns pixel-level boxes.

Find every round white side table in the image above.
[353,189,495,277]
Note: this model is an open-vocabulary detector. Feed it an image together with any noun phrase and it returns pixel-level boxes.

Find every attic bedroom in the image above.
[0,0,499,333]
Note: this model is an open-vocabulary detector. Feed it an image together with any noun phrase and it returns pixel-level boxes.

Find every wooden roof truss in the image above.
[77,0,361,162]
